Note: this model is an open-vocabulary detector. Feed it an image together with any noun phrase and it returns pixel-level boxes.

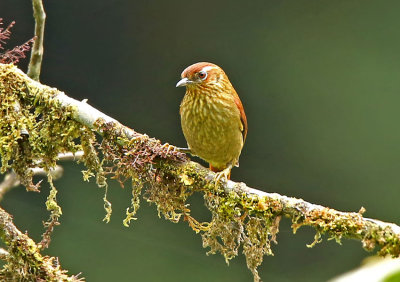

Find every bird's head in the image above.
[176,62,229,90]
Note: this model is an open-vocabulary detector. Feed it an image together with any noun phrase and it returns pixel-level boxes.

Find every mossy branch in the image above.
[0,205,82,281]
[1,63,400,282]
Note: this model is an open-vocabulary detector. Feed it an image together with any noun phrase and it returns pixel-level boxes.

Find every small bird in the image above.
[176,62,247,180]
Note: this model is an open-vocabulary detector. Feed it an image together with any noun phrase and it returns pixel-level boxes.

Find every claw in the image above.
[160,143,173,154]
[214,164,232,188]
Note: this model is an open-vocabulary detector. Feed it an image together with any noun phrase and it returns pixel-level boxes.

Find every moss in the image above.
[0,64,83,188]
[362,224,400,257]
[288,204,400,259]
[200,188,282,282]
[291,207,364,244]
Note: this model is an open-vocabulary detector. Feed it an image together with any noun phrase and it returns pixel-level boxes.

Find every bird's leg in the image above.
[177,147,193,155]
[214,163,233,187]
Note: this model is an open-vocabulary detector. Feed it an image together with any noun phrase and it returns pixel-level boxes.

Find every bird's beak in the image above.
[176,77,191,87]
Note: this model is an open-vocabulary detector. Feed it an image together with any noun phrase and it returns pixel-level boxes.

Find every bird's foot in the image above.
[214,165,232,188]
[160,143,174,154]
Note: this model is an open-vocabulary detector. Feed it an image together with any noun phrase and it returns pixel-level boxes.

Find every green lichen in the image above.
[291,206,366,246]
[362,224,400,257]
[289,204,400,259]
[123,180,142,227]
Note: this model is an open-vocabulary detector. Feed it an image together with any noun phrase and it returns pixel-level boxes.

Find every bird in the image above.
[176,62,247,181]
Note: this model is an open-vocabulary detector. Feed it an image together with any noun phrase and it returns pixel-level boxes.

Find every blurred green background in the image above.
[2,0,400,281]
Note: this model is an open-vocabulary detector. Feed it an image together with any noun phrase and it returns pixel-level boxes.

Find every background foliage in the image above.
[2,1,400,281]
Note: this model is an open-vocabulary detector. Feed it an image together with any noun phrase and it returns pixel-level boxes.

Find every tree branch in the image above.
[1,63,400,281]
[0,151,83,201]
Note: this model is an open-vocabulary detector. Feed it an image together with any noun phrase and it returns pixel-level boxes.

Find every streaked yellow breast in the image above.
[180,86,243,170]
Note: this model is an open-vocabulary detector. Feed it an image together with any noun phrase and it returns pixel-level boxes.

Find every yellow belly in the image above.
[180,92,243,170]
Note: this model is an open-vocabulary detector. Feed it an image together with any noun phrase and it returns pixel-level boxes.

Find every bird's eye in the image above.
[198,71,207,80]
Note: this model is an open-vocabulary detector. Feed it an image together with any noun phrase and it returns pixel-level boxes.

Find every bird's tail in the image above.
[209,164,231,179]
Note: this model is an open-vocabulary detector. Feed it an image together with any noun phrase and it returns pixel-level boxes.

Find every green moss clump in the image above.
[201,188,282,282]
[94,119,190,225]
[0,64,84,188]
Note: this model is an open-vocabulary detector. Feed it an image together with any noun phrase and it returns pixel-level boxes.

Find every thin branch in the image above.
[0,19,14,47]
[0,151,83,201]
[0,19,35,64]
[0,173,19,201]
[27,0,46,81]
[57,151,85,161]
[0,248,9,260]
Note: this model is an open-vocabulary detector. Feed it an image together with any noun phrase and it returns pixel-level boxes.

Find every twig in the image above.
[27,0,46,81]
[0,151,84,201]
[0,248,9,260]
[0,173,19,201]
[57,151,85,161]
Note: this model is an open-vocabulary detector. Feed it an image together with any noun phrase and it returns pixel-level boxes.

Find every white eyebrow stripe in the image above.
[201,66,217,72]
